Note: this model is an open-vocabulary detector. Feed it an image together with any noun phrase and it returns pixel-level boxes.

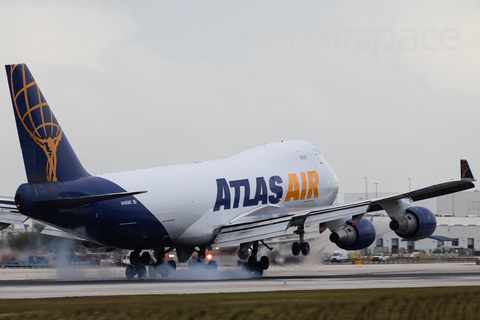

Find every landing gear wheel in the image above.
[167,260,177,271]
[301,242,310,256]
[141,251,151,265]
[292,242,301,256]
[158,264,170,277]
[208,260,217,272]
[253,267,263,277]
[137,266,147,279]
[129,251,139,265]
[126,265,136,280]
[260,256,269,270]
[247,258,258,271]
[148,265,158,278]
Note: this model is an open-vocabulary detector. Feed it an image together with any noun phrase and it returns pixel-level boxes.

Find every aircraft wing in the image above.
[213,202,370,247]
[367,180,475,212]
[0,197,28,225]
[40,225,86,240]
[214,160,475,247]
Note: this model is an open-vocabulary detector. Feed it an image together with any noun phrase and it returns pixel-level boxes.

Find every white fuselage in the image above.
[101,141,339,247]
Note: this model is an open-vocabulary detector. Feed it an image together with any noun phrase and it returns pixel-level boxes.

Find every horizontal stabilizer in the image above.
[0,211,27,225]
[0,197,16,206]
[0,197,24,225]
[38,191,147,209]
[41,224,86,240]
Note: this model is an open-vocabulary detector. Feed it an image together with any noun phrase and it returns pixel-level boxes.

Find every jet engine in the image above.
[0,223,10,231]
[329,218,376,250]
[389,206,436,241]
[236,248,250,262]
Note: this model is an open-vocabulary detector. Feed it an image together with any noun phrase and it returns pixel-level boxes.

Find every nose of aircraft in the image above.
[318,155,339,204]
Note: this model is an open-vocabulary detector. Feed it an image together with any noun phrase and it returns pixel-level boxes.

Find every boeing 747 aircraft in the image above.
[0,64,475,279]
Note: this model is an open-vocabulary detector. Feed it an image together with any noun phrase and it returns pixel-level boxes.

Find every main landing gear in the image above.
[125,248,176,280]
[241,241,270,277]
[291,225,310,256]
[125,250,146,280]
[148,248,177,278]
[188,246,217,272]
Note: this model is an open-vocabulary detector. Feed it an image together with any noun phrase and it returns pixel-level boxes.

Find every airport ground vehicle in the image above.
[331,250,349,263]
[372,253,390,262]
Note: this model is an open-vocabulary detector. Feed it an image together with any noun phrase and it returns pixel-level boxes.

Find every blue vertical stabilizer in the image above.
[6,64,89,182]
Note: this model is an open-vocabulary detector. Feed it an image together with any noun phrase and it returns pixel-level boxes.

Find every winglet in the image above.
[461,159,475,181]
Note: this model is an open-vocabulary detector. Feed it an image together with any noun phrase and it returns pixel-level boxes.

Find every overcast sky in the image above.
[0,1,479,202]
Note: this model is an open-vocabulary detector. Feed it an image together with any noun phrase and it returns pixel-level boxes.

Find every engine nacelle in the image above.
[329,218,376,250]
[389,206,436,241]
[236,248,250,262]
[0,223,10,231]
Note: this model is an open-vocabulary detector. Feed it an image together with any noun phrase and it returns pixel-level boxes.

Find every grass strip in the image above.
[0,286,479,319]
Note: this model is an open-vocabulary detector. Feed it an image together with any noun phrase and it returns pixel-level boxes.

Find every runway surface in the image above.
[0,262,479,299]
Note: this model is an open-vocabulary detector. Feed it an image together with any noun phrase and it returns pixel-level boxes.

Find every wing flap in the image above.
[214,215,292,247]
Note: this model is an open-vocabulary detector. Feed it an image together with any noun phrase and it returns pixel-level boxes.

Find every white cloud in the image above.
[0,1,479,198]
[0,0,136,68]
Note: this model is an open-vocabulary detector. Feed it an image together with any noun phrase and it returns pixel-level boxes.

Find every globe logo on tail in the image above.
[9,64,63,182]
[462,161,469,178]
[31,130,63,182]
